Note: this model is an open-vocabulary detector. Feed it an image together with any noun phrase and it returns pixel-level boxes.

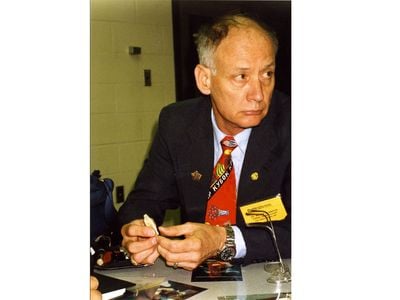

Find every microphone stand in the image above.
[246,209,291,284]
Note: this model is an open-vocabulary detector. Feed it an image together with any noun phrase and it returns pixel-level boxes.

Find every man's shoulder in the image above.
[162,96,210,113]
[156,96,212,142]
[256,90,291,135]
[269,90,291,120]
[272,90,291,108]
[160,96,211,123]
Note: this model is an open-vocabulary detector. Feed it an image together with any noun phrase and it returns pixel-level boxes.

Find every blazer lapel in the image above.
[237,116,280,204]
[182,99,214,210]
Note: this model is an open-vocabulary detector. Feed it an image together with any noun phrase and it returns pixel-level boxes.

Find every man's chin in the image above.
[239,117,264,129]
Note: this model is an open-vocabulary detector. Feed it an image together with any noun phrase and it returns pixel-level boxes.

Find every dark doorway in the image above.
[172,0,291,101]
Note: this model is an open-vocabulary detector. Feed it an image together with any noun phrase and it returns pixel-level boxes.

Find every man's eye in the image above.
[235,74,247,81]
[263,71,274,79]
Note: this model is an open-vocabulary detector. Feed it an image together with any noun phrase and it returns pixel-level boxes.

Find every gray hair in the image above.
[193,13,279,71]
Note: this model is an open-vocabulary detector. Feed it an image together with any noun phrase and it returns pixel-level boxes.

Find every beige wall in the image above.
[90,0,176,210]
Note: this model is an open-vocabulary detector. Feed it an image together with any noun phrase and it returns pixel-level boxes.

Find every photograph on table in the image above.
[191,259,243,282]
[116,280,207,300]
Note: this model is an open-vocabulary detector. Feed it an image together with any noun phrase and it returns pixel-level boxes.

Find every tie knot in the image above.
[221,136,237,152]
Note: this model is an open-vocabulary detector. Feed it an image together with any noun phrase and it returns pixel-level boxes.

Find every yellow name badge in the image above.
[240,194,287,224]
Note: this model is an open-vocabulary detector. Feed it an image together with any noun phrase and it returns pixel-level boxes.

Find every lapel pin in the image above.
[191,170,202,181]
[250,172,259,181]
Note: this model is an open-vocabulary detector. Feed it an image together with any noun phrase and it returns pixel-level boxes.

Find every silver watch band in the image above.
[217,225,236,261]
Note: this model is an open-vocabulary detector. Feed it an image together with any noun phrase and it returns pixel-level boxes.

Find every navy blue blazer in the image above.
[118,90,291,265]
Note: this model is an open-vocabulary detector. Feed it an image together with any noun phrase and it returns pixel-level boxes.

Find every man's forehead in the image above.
[217,26,272,50]
[214,30,275,59]
[232,62,276,70]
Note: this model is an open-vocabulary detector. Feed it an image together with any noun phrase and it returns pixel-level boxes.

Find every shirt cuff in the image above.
[232,225,246,258]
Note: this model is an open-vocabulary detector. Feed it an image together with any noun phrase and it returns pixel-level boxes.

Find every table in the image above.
[94,259,291,299]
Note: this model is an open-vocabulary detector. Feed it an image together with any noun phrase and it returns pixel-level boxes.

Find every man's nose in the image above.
[247,78,263,102]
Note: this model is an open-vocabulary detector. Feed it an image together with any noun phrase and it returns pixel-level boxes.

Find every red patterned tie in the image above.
[205,136,237,225]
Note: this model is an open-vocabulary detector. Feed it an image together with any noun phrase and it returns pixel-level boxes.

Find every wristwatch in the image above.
[217,225,236,261]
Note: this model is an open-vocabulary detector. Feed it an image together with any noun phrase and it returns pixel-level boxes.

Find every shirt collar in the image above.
[211,109,252,155]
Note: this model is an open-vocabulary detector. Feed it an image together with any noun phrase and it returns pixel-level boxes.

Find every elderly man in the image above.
[118,13,291,270]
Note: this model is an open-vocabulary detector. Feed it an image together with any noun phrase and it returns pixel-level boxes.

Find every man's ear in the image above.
[194,64,211,95]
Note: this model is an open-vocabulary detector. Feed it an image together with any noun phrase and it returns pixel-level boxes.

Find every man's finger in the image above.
[156,235,193,253]
[124,222,157,238]
[165,260,198,271]
[158,243,201,263]
[126,236,157,254]
[146,247,160,264]
[131,246,158,265]
[158,222,197,237]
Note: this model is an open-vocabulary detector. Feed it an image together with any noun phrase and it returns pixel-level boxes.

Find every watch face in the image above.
[220,247,236,261]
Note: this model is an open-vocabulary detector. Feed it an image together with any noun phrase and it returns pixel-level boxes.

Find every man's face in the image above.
[209,26,276,135]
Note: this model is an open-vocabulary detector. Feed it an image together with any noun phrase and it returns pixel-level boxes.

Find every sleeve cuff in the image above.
[232,225,246,258]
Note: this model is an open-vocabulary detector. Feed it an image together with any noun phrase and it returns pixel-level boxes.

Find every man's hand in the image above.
[157,222,226,270]
[121,219,159,265]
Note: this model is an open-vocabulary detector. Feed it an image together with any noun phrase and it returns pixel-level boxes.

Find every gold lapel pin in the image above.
[250,172,259,181]
[191,170,202,181]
